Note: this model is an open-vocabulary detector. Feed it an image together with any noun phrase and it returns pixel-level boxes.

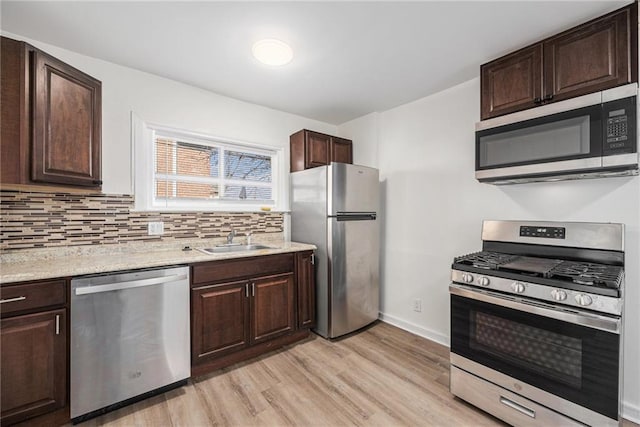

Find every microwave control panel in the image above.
[603,96,636,154]
[606,114,627,143]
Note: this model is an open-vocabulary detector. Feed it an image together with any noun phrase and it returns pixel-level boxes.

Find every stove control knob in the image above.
[575,294,593,307]
[511,282,525,293]
[551,289,567,301]
[461,273,474,283]
[478,277,490,287]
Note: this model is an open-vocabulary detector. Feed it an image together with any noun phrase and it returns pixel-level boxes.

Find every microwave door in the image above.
[476,104,602,181]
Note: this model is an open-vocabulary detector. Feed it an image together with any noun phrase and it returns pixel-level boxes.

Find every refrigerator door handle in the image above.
[336,211,377,216]
[333,212,377,221]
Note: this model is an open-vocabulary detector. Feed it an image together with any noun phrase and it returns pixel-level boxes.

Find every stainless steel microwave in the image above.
[475,83,639,184]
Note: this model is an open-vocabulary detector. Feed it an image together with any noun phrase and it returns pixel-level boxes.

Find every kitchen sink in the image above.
[198,244,273,254]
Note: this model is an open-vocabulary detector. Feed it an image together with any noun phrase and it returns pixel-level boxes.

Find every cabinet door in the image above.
[251,272,295,344]
[192,281,250,363]
[304,131,331,169]
[543,7,634,103]
[481,45,543,120]
[296,251,316,329]
[331,137,353,165]
[1,309,66,426]
[0,37,30,185]
[32,49,102,187]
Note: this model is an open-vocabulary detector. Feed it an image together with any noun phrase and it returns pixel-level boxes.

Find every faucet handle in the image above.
[245,231,253,245]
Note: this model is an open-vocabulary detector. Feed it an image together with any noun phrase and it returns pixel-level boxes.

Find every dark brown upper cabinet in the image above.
[481,2,637,120]
[1,36,102,190]
[290,129,353,172]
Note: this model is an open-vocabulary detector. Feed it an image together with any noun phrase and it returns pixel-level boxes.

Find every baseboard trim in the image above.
[377,312,639,424]
[623,401,640,424]
[378,312,449,347]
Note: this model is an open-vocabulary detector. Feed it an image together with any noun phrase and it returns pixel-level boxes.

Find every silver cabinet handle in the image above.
[75,274,188,295]
[251,283,255,297]
[245,283,249,298]
[310,253,315,265]
[0,296,26,304]
[55,314,60,335]
[499,396,535,418]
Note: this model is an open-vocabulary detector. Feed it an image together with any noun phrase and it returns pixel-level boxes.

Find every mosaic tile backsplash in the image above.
[0,191,283,251]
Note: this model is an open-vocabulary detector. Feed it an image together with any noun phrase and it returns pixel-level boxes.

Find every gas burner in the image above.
[574,274,598,286]
[454,251,517,270]
[550,262,623,289]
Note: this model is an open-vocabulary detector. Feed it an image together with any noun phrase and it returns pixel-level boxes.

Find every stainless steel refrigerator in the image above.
[291,162,380,338]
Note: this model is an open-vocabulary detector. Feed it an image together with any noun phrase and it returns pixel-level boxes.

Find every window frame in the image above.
[133,115,286,212]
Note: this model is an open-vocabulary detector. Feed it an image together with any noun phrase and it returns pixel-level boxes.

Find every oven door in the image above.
[450,285,620,421]
[476,102,603,182]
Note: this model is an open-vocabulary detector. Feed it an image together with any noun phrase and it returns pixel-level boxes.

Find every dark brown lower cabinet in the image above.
[1,309,67,426]
[192,280,250,362]
[296,251,316,329]
[252,273,295,343]
[191,252,314,376]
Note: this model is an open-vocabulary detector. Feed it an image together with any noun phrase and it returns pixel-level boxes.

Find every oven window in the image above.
[470,311,582,388]
[478,115,590,167]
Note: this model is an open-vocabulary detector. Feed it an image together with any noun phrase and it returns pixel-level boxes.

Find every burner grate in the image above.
[453,251,623,291]
[550,262,623,289]
[454,251,517,270]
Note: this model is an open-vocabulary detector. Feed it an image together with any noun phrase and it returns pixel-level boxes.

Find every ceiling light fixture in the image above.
[252,39,293,66]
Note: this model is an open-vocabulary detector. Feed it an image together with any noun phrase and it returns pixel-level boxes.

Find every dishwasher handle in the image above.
[75,273,188,296]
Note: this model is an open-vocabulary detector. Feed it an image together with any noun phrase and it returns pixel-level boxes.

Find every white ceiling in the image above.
[0,1,630,125]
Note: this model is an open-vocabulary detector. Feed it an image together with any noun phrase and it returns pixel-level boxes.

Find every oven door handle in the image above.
[450,284,620,334]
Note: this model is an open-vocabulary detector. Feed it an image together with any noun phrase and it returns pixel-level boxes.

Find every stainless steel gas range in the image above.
[449,220,624,427]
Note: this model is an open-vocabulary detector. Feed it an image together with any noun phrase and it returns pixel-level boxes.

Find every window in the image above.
[134,117,283,211]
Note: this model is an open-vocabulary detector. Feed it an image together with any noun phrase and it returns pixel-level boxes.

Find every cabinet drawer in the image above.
[0,280,66,317]
[192,254,294,286]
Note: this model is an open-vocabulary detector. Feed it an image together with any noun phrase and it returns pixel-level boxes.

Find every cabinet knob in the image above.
[543,94,553,102]
[533,97,542,104]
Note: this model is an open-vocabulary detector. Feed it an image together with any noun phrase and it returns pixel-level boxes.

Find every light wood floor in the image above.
[76,322,637,427]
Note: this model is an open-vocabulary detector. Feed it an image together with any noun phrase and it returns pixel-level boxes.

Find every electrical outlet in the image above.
[148,221,164,236]
[412,299,422,312]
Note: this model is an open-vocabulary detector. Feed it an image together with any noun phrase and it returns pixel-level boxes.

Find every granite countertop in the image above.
[0,241,316,285]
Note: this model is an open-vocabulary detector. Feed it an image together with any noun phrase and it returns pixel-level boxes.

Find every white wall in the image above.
[3,32,337,195]
[338,112,379,167]
[339,77,640,421]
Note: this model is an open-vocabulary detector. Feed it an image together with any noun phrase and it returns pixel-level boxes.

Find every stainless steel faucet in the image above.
[226,229,237,244]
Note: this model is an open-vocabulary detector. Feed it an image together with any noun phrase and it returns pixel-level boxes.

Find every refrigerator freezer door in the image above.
[328,163,379,216]
[328,216,380,338]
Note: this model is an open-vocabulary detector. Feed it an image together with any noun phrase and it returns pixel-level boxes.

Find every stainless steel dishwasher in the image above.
[70,266,190,422]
